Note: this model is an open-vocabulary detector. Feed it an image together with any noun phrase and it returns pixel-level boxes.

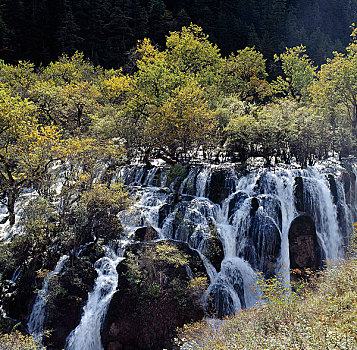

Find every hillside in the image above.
[179,247,357,349]
[1,0,357,69]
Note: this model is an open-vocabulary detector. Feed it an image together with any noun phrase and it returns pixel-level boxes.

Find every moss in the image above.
[165,164,189,191]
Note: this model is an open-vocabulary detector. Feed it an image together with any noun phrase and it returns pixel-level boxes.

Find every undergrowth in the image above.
[178,239,357,349]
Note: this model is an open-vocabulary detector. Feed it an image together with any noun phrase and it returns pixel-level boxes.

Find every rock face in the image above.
[101,241,208,350]
[209,169,231,204]
[134,225,159,241]
[289,214,322,271]
[44,248,103,349]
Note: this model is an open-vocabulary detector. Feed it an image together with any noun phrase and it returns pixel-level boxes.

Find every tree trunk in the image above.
[8,189,16,226]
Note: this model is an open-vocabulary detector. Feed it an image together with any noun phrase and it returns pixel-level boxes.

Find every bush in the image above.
[0,331,42,350]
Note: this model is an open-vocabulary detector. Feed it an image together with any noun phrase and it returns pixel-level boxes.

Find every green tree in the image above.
[274,45,317,101]
[0,87,62,225]
[221,47,271,102]
[311,26,357,134]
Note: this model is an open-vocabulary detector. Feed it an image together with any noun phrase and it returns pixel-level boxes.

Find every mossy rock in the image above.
[102,240,208,350]
[44,246,104,349]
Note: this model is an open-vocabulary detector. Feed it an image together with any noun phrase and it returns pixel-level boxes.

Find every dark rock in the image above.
[244,209,281,278]
[201,235,224,272]
[209,169,233,204]
[294,176,304,212]
[289,214,322,272]
[158,203,172,227]
[260,195,282,231]
[207,260,245,318]
[327,175,338,204]
[102,241,208,350]
[134,226,159,241]
[151,168,162,187]
[250,197,259,214]
[44,247,104,349]
[228,192,249,219]
[342,170,356,205]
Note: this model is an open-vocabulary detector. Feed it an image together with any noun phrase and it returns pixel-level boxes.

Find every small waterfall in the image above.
[28,255,69,340]
[196,167,211,197]
[65,246,125,350]
[301,168,343,261]
[65,184,169,350]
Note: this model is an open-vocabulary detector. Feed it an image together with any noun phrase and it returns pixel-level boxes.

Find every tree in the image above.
[40,51,99,85]
[0,60,37,98]
[57,0,83,54]
[221,47,271,102]
[310,26,357,134]
[30,78,101,133]
[0,87,63,225]
[165,24,223,87]
[273,45,317,101]
[145,80,217,160]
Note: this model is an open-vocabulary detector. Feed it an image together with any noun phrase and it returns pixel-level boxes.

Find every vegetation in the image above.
[1,18,357,349]
[178,256,357,349]
[0,331,41,350]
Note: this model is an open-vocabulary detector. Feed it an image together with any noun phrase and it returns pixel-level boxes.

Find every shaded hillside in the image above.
[0,0,357,69]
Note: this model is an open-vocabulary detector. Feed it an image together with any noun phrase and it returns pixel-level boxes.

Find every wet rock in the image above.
[250,197,259,213]
[158,203,172,227]
[44,247,104,349]
[342,170,356,205]
[206,260,245,318]
[289,214,322,272]
[201,235,224,272]
[209,169,232,204]
[151,168,162,187]
[228,192,249,219]
[294,176,304,212]
[327,175,338,204]
[134,225,159,241]
[245,209,281,278]
[102,240,208,350]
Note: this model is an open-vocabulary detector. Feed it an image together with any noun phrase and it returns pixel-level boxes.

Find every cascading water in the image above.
[65,245,125,350]
[65,174,169,350]
[114,160,356,318]
[62,158,357,348]
[28,255,69,341]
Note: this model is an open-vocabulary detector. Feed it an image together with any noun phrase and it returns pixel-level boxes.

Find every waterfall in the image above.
[65,184,170,350]
[63,158,357,347]
[65,246,125,350]
[28,255,69,341]
[117,162,354,317]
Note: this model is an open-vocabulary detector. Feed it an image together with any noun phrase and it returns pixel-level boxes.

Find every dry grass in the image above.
[178,256,357,350]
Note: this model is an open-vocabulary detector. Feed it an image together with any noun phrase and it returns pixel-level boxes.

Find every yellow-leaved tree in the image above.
[0,86,63,225]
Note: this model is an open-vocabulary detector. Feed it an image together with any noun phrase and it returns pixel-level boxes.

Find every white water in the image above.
[114,161,353,317]
[28,255,69,341]
[65,246,125,350]
[19,159,356,349]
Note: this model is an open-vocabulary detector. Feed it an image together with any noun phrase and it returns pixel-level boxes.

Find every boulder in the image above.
[201,235,224,272]
[289,214,322,272]
[134,226,159,241]
[209,169,231,204]
[101,240,208,350]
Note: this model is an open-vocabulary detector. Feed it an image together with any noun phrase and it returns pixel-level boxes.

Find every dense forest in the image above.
[1,0,357,69]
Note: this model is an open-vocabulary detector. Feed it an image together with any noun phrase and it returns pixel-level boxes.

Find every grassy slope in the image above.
[179,256,357,350]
